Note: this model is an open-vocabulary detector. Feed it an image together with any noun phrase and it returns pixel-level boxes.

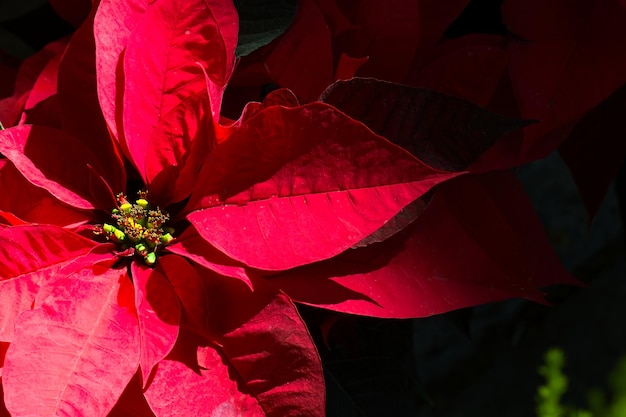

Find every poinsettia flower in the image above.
[0,0,469,415]
[1,0,597,415]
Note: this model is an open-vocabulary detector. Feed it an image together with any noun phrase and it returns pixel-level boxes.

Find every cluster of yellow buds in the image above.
[95,191,174,265]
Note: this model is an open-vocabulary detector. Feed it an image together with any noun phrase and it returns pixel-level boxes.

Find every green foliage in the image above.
[536,348,626,417]
[537,348,570,417]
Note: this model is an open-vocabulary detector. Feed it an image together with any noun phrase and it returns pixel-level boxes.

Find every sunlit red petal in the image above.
[188,103,459,270]
[3,268,140,417]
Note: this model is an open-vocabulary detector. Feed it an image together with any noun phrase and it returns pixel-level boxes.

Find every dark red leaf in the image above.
[0,376,9,417]
[406,34,509,107]
[108,372,156,417]
[58,8,126,192]
[0,341,8,374]
[23,51,60,115]
[49,0,92,27]
[237,88,301,123]
[0,159,91,227]
[164,270,325,416]
[269,171,578,318]
[3,267,140,417]
[187,103,460,270]
[253,0,334,102]
[321,78,528,171]
[415,0,470,47]
[157,255,213,338]
[0,38,67,128]
[503,0,626,158]
[0,212,26,227]
[0,125,109,210]
[215,293,325,417]
[351,193,432,248]
[332,0,420,83]
[131,262,181,385]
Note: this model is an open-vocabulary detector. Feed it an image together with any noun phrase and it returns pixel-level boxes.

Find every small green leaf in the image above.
[234,0,297,57]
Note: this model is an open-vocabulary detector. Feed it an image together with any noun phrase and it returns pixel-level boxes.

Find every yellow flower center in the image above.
[95,191,174,265]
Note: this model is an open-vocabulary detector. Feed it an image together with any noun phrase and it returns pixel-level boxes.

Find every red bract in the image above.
[0,1,585,416]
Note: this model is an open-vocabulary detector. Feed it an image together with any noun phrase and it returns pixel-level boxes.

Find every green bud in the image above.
[160,233,174,244]
[136,198,149,209]
[145,252,157,265]
[135,243,147,255]
[113,229,126,241]
[103,223,116,234]
[120,203,132,213]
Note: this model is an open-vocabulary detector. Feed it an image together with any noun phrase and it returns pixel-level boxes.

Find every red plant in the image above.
[0,0,614,415]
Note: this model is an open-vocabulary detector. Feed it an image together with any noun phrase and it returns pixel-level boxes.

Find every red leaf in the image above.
[0,160,91,227]
[148,280,324,416]
[0,212,26,227]
[216,293,325,417]
[144,331,264,416]
[0,38,67,128]
[0,341,8,375]
[187,103,460,270]
[0,125,108,210]
[333,0,420,83]
[49,0,92,27]
[94,0,150,141]
[321,78,526,171]
[415,0,470,47]
[0,224,99,341]
[157,255,212,338]
[24,51,61,115]
[503,0,626,158]
[0,376,10,417]
[406,34,509,107]
[144,91,213,205]
[351,193,432,248]
[269,172,578,318]
[108,372,156,417]
[3,267,140,417]
[58,9,126,192]
[259,0,334,102]
[236,88,301,125]
[166,227,253,288]
[121,0,238,182]
[131,262,181,385]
